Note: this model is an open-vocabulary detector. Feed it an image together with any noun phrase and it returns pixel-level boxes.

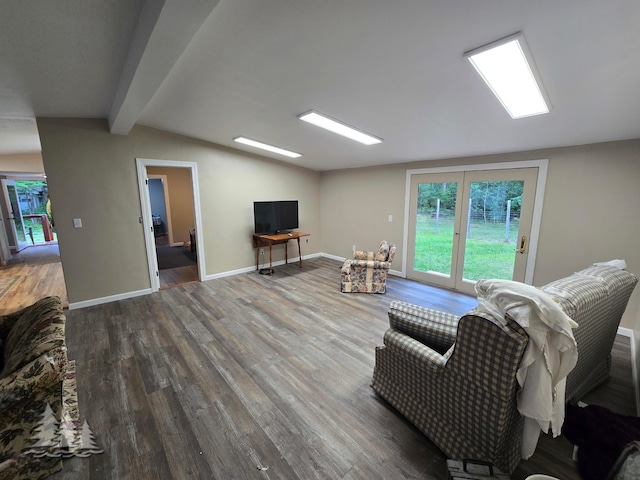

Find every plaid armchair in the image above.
[341,240,396,293]
[538,264,638,402]
[371,301,528,474]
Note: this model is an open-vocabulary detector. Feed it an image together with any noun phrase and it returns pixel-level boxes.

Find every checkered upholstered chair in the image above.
[340,241,396,293]
[371,301,529,474]
[538,263,638,402]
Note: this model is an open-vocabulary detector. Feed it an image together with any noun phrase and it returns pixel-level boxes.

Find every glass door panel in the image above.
[414,182,458,275]
[461,179,524,281]
[407,172,463,288]
[455,168,538,295]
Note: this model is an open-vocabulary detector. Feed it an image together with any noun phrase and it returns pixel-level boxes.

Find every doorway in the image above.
[0,177,59,263]
[136,159,205,292]
[0,176,68,309]
[405,161,547,295]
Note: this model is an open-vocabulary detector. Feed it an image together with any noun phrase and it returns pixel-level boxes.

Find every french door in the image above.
[1,179,29,252]
[407,167,538,295]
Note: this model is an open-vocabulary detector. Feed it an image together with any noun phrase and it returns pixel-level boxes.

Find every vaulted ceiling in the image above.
[1,0,639,171]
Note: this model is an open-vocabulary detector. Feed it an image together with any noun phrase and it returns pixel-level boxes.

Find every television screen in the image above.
[254,201,298,234]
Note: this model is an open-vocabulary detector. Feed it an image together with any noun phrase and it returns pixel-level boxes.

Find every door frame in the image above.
[136,158,205,292]
[403,159,548,285]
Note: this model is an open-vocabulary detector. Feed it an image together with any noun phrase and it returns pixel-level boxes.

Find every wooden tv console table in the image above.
[252,231,310,275]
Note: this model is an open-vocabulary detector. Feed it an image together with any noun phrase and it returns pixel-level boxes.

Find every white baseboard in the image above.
[204,253,323,281]
[321,252,345,262]
[204,265,256,280]
[618,326,632,337]
[68,288,153,310]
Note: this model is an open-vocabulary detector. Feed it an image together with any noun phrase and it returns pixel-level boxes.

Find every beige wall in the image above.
[36,116,640,330]
[320,140,640,329]
[147,166,194,244]
[37,118,321,304]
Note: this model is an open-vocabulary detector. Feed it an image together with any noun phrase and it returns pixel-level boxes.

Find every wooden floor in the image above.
[159,264,199,289]
[0,240,199,308]
[0,242,68,315]
[41,257,634,480]
[156,235,199,289]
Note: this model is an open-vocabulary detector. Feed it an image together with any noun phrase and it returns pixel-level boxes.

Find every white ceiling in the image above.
[1,0,639,171]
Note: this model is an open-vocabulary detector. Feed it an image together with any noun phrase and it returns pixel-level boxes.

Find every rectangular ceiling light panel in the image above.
[465,33,549,119]
[298,111,382,145]
[233,137,301,158]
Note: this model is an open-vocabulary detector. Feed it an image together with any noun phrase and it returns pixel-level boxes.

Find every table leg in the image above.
[269,244,273,275]
[297,238,302,269]
[285,241,288,264]
[255,242,259,270]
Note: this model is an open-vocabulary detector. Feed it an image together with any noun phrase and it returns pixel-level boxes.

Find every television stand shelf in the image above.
[252,232,310,275]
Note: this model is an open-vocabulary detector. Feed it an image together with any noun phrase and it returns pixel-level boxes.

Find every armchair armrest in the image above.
[0,296,63,341]
[388,301,458,354]
[349,259,391,269]
[383,329,451,373]
[353,250,375,261]
[340,259,352,274]
[0,346,68,414]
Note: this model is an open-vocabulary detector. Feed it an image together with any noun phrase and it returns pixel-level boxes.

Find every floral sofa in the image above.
[0,296,70,480]
[371,262,637,473]
[341,240,397,293]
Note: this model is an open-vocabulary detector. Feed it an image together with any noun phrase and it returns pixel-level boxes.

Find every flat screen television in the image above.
[254,200,299,234]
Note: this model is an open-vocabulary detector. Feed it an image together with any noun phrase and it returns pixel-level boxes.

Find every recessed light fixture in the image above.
[465,33,550,119]
[233,136,302,158]
[298,110,382,145]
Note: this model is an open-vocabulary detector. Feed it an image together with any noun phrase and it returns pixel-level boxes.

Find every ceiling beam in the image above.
[108,0,221,135]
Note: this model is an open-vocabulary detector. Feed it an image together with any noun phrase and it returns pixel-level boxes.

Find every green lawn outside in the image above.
[414,213,519,281]
[22,218,56,244]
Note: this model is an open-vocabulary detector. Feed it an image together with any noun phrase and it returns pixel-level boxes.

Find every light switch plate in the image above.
[73,218,82,228]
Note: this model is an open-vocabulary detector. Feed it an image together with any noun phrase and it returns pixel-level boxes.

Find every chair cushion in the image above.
[387,244,396,264]
[375,241,389,261]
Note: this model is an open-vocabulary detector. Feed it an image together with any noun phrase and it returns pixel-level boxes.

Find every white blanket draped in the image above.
[474,279,578,459]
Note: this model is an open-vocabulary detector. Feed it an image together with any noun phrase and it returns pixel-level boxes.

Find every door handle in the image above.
[516,235,527,254]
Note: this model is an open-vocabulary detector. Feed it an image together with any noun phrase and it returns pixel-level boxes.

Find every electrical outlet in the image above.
[260,248,264,255]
